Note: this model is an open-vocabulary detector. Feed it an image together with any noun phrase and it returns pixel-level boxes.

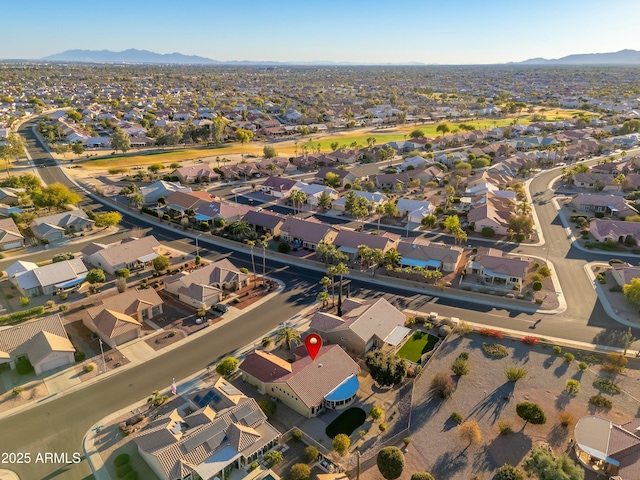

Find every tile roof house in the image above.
[82,236,161,275]
[192,200,252,224]
[30,210,95,242]
[468,193,514,236]
[0,314,75,375]
[259,176,298,198]
[83,288,164,347]
[332,191,388,211]
[465,248,528,290]
[164,258,249,308]
[172,164,220,184]
[8,257,88,296]
[0,217,24,250]
[242,210,285,236]
[313,167,357,187]
[308,297,410,356]
[140,181,192,204]
[279,217,339,250]
[575,415,640,479]
[135,378,281,480]
[573,173,617,193]
[397,238,463,272]
[332,229,398,260]
[369,172,412,190]
[571,193,638,219]
[612,263,640,288]
[396,199,436,223]
[240,344,360,417]
[590,219,640,244]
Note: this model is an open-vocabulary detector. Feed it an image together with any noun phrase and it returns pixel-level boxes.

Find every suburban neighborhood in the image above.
[3,35,640,480]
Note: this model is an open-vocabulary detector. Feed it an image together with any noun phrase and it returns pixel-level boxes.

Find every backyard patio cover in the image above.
[384,326,412,346]
[137,252,160,263]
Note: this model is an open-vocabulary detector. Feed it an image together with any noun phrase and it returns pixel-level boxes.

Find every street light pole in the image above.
[196,234,201,258]
[99,338,106,374]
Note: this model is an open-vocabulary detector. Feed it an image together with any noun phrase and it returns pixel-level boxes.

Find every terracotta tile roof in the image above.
[99,288,163,316]
[280,217,337,243]
[0,314,70,359]
[333,229,395,251]
[89,236,160,267]
[26,330,75,365]
[87,309,140,339]
[239,350,292,383]
[278,345,360,408]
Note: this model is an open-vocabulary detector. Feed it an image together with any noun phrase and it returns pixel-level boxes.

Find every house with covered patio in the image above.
[464,248,528,291]
[575,415,640,479]
[397,238,463,272]
[239,344,360,418]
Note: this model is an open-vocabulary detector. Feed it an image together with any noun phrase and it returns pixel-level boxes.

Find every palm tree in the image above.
[383,201,398,219]
[317,291,330,308]
[334,262,349,316]
[128,192,145,208]
[383,248,401,267]
[275,327,301,350]
[246,240,257,288]
[229,220,252,239]
[327,266,338,306]
[290,190,307,217]
[260,241,267,286]
[357,245,373,268]
[319,276,331,292]
[375,203,385,231]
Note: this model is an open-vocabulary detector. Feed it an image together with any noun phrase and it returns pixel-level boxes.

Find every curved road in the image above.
[0,119,635,479]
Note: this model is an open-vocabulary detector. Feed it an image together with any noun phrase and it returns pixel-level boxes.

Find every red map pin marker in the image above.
[305,334,322,360]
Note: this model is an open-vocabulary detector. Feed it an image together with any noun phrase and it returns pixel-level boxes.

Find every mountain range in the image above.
[37,48,640,66]
[40,49,424,66]
[517,49,640,65]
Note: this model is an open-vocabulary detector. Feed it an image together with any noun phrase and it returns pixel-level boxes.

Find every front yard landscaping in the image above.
[325,407,367,438]
[397,331,439,363]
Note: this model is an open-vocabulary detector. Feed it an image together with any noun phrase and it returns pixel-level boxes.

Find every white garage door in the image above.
[39,356,70,373]
[2,241,22,250]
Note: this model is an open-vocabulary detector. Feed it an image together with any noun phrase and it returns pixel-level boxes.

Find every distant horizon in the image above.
[2,0,639,64]
[3,47,640,67]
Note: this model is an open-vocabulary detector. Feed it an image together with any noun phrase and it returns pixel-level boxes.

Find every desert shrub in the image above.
[482,343,509,358]
[559,412,575,427]
[430,372,455,399]
[450,412,464,424]
[84,363,96,373]
[532,281,542,291]
[451,358,470,376]
[504,365,528,382]
[589,394,613,409]
[403,437,411,447]
[578,362,588,371]
[116,464,132,478]
[379,422,387,432]
[19,296,30,306]
[552,345,562,354]
[250,462,259,470]
[12,386,24,396]
[494,464,524,480]
[114,454,130,467]
[74,351,86,362]
[564,352,574,363]
[370,405,384,421]
[304,445,319,463]
[264,450,284,467]
[277,241,291,253]
[521,336,538,345]
[262,336,272,347]
[455,321,474,335]
[497,419,513,435]
[565,379,580,394]
[479,328,505,339]
[593,378,621,394]
[291,428,303,442]
[602,352,628,373]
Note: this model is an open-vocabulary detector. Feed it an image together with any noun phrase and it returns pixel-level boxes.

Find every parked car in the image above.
[213,303,229,313]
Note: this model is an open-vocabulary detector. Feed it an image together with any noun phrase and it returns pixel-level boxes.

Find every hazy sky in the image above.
[3,0,640,64]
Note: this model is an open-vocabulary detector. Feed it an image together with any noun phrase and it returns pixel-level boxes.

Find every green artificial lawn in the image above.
[397,331,439,363]
[325,407,367,438]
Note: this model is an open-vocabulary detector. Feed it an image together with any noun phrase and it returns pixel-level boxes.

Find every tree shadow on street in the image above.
[592,328,627,348]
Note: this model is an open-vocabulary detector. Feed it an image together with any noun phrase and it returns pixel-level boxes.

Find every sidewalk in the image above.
[0,277,286,422]
[81,289,320,480]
